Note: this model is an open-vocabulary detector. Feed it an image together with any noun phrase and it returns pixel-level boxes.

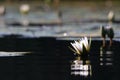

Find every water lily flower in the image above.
[69,37,91,55]
[0,6,5,16]
[108,11,115,22]
[20,4,30,15]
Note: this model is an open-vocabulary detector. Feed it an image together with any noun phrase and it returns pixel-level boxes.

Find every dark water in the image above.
[0,37,120,80]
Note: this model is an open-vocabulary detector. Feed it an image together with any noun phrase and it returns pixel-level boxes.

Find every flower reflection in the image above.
[69,37,91,55]
[71,56,92,77]
[100,47,113,66]
[0,51,31,56]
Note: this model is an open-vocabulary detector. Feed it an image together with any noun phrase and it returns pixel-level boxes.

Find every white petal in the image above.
[71,43,80,53]
[83,37,88,50]
[75,41,83,51]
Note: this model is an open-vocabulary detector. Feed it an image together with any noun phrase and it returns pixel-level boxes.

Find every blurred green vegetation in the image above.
[0,0,117,2]
[0,0,119,4]
[0,0,120,7]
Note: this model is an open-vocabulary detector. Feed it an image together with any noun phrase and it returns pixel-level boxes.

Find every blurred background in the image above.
[0,0,120,37]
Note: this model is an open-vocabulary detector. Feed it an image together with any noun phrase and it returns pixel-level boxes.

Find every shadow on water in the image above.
[0,37,119,80]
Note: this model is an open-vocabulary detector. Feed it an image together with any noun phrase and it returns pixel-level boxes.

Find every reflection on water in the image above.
[0,51,31,56]
[100,46,113,66]
[71,56,92,77]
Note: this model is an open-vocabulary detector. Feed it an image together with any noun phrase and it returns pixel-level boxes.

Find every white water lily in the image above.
[108,11,115,21]
[20,4,30,14]
[0,6,5,15]
[69,37,91,55]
